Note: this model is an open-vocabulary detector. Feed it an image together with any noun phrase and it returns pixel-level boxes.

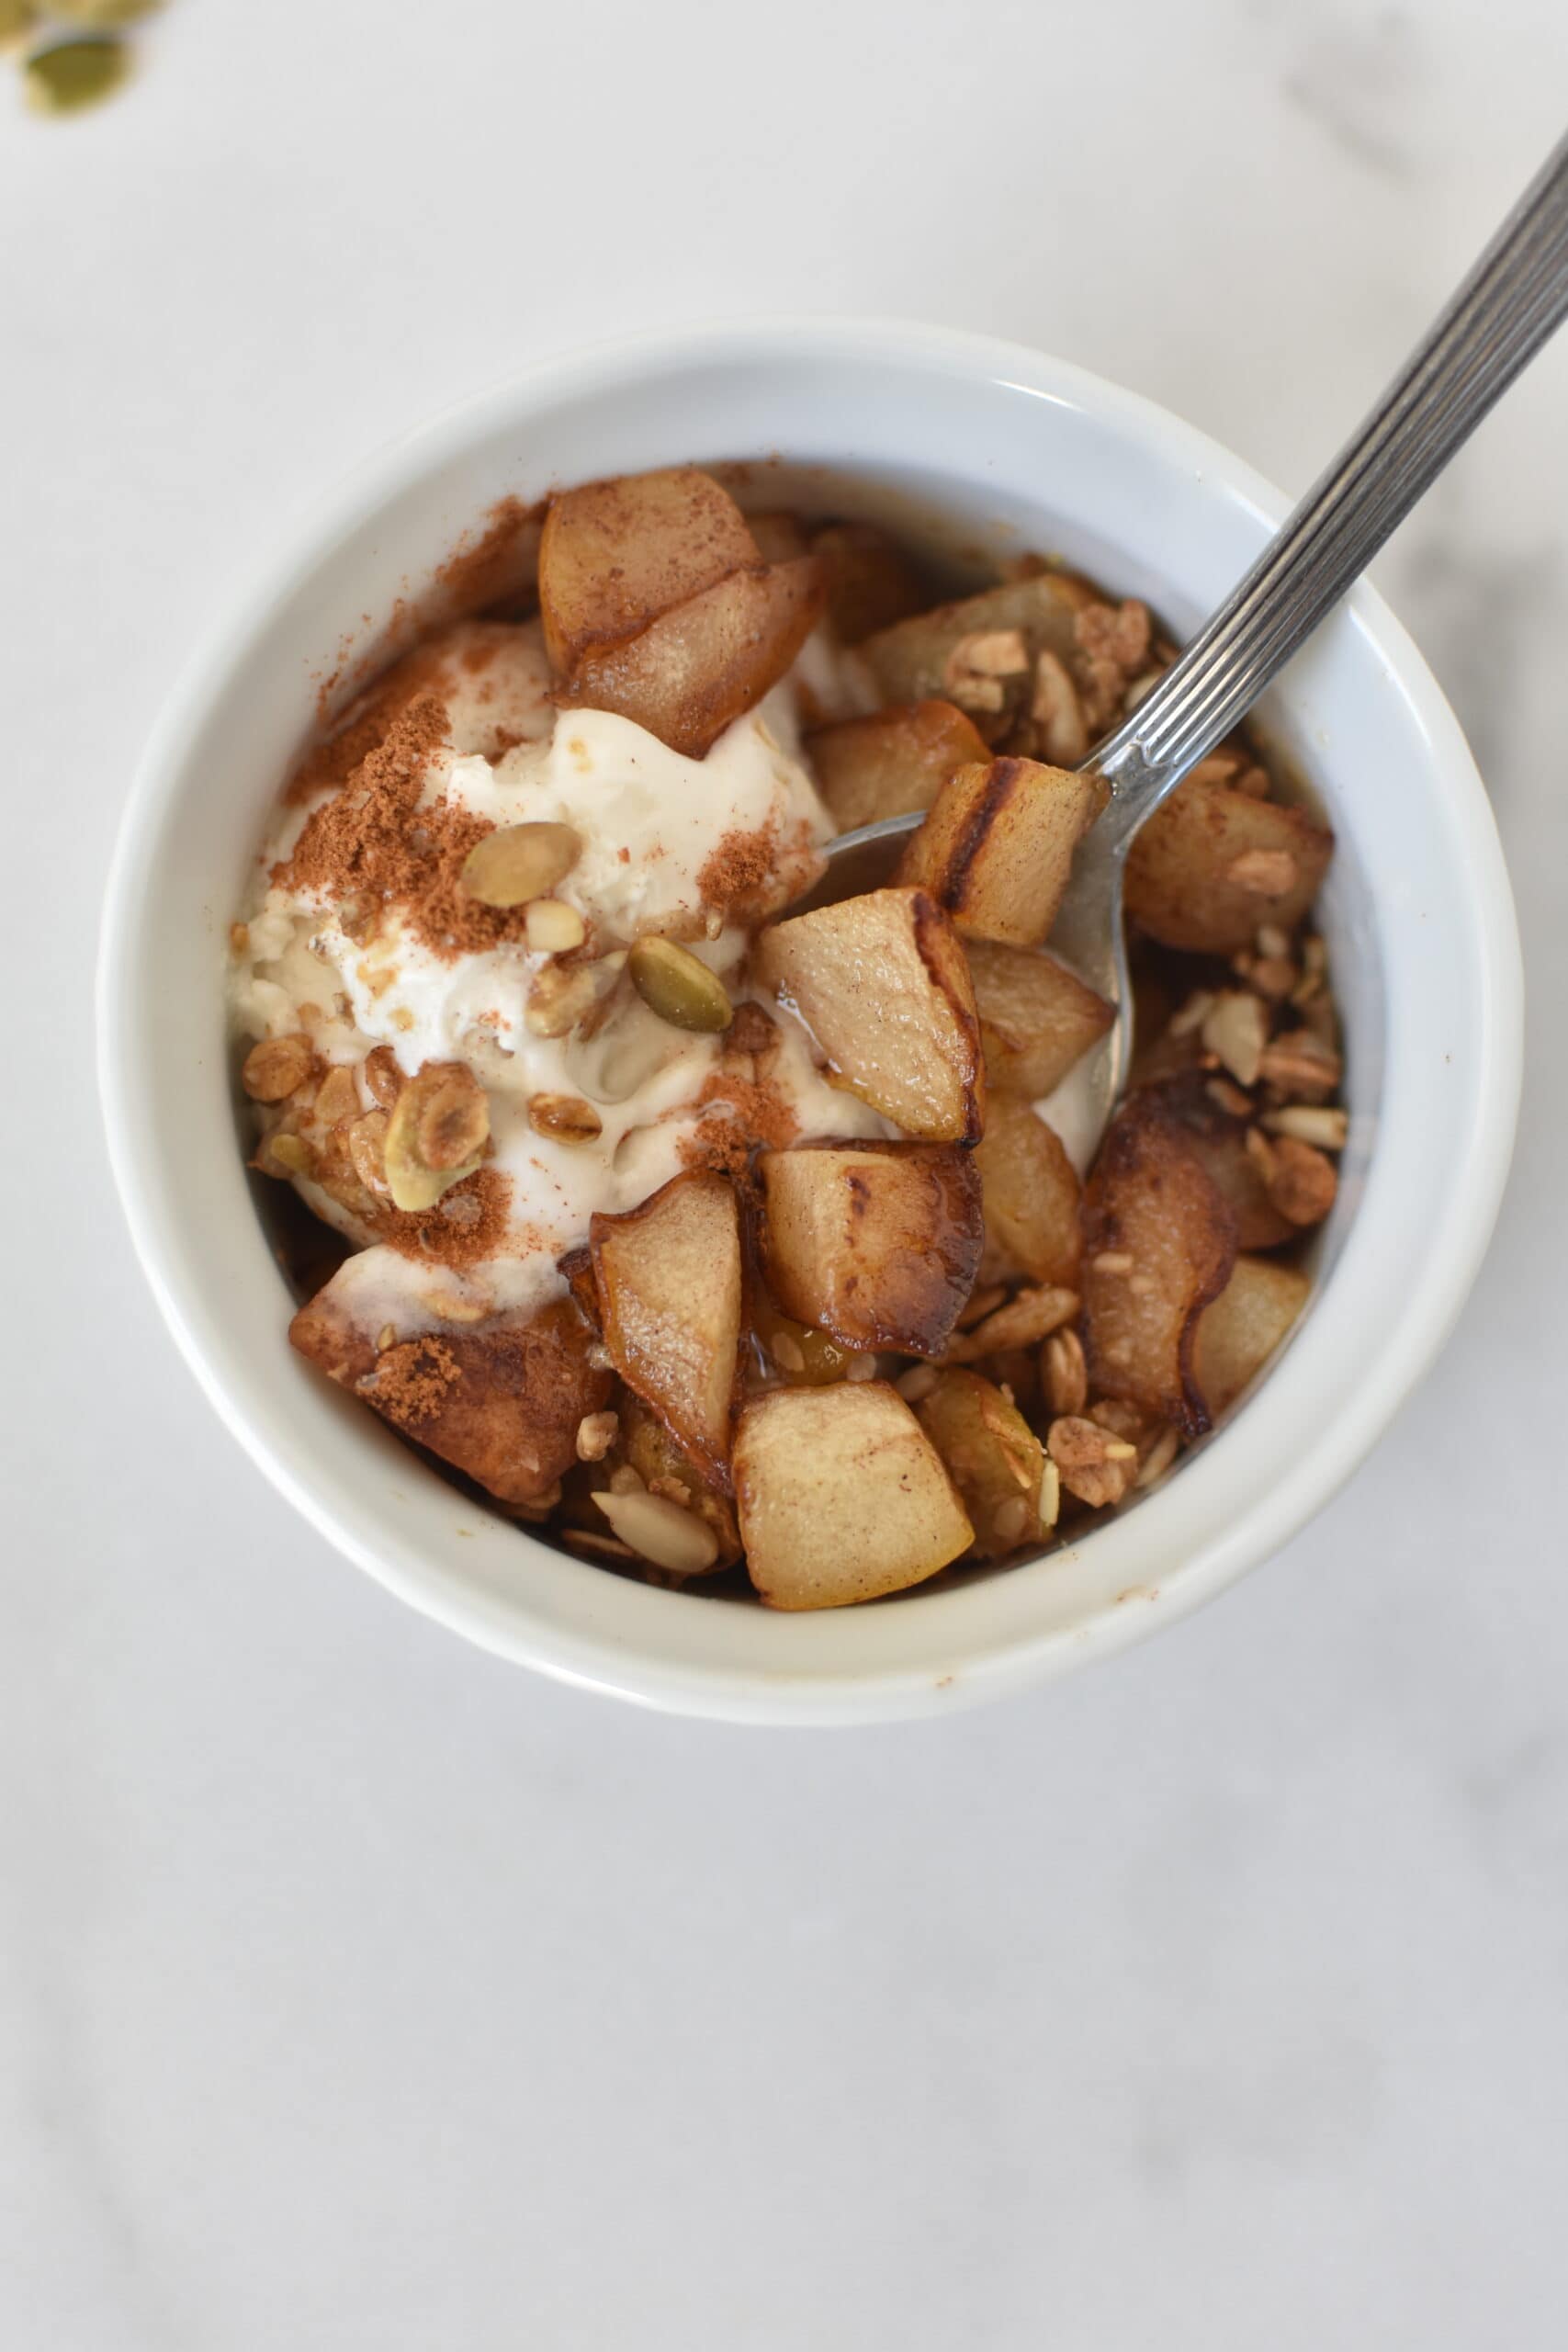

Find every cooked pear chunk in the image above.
[810,521,930,643]
[807,699,990,834]
[1124,774,1332,952]
[972,1098,1082,1288]
[915,1369,1048,1560]
[289,1257,609,1507]
[1081,1092,1237,1434]
[859,571,1091,742]
[755,887,985,1143]
[1145,1073,1295,1250]
[743,509,812,563]
[562,556,824,759]
[964,937,1114,1099]
[756,1142,983,1358]
[1192,1255,1311,1419]
[539,466,760,675]
[894,757,1102,946]
[734,1382,973,1609]
[590,1170,743,1482]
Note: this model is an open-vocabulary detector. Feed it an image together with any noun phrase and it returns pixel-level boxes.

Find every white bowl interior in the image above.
[99,327,1519,1722]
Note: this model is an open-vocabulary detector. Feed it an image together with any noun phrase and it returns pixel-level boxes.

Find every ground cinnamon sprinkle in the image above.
[371,1167,515,1270]
[365,1336,460,1425]
[698,815,822,922]
[678,1071,798,1177]
[276,694,534,959]
[434,495,542,617]
[698,821,777,919]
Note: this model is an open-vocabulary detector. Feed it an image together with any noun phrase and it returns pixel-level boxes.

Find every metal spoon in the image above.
[819,128,1568,1159]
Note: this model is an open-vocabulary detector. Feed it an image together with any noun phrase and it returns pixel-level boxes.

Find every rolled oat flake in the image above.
[24,36,130,112]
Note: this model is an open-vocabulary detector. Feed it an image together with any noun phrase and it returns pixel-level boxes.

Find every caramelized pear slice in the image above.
[539,465,759,675]
[972,1098,1082,1288]
[807,699,990,834]
[755,887,984,1144]
[734,1382,973,1610]
[563,557,824,759]
[964,936,1114,1100]
[756,1141,983,1359]
[1191,1255,1311,1419]
[1124,774,1332,952]
[916,1369,1048,1560]
[289,1255,609,1507]
[895,756,1103,947]
[590,1170,743,1482]
[1081,1092,1237,1434]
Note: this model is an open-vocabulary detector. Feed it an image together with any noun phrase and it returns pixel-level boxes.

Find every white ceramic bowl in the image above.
[97,321,1522,1724]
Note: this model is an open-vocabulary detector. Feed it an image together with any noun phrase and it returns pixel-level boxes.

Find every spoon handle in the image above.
[1092,127,1568,832]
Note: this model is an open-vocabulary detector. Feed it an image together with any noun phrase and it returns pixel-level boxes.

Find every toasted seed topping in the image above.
[1047,1415,1139,1509]
[1261,1133,1338,1226]
[312,1063,360,1128]
[1169,990,1216,1039]
[844,1352,880,1382]
[1263,1103,1348,1150]
[1256,922,1291,960]
[561,1529,636,1561]
[419,1285,491,1324]
[627,935,733,1034]
[1136,1426,1180,1487]
[1258,1033,1342,1096]
[383,1063,489,1211]
[1038,1458,1062,1531]
[955,1283,1009,1331]
[346,1110,390,1193]
[241,1034,316,1102]
[528,1091,604,1146]
[941,1284,1079,1363]
[1031,650,1089,765]
[413,1066,489,1170]
[992,1494,1032,1547]
[376,1324,397,1352]
[524,898,588,954]
[1201,990,1269,1087]
[1090,1250,1133,1275]
[575,1410,619,1463]
[525,957,615,1038]
[592,1487,719,1575]
[461,820,581,909]
[361,1045,402,1106]
[608,1464,646,1497]
[1042,1328,1088,1417]
[257,1129,314,1179]
[23,35,129,113]
[895,1363,940,1404]
[770,1329,807,1374]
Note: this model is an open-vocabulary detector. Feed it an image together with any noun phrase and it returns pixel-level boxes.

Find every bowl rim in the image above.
[96,316,1524,1723]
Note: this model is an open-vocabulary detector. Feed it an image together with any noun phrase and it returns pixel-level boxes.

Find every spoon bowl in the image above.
[818,125,1566,1165]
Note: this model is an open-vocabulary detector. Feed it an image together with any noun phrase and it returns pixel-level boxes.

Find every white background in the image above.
[5,3,1568,2344]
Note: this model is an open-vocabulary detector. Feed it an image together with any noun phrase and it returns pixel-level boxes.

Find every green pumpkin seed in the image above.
[627,936,733,1034]
[0,2,39,55]
[23,36,130,113]
[47,0,159,24]
[461,821,581,909]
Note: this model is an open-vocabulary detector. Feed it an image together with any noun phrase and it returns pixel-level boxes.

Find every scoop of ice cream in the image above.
[231,618,888,1291]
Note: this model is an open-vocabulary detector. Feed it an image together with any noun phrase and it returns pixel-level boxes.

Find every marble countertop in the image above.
[4,3,1565,2343]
